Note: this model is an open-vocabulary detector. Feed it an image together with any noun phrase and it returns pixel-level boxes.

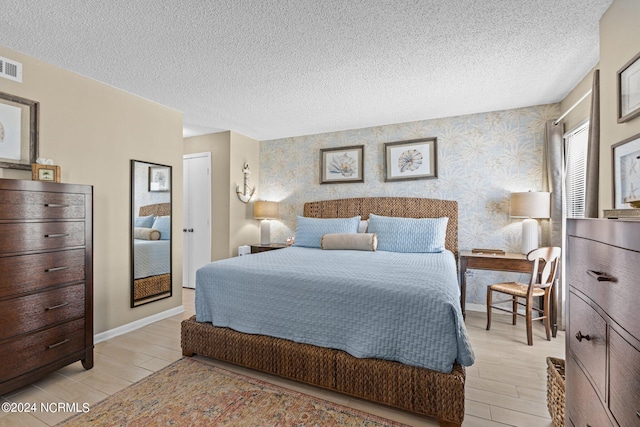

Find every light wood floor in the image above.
[1,288,564,427]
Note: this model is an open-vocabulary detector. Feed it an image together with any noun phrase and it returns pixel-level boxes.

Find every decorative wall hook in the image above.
[236,163,256,203]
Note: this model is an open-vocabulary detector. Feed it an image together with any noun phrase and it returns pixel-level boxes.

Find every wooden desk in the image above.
[459,250,557,336]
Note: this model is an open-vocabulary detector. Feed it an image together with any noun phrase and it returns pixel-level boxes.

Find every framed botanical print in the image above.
[618,50,640,123]
[320,145,364,184]
[0,91,38,170]
[384,137,437,182]
[149,166,171,192]
[612,133,640,208]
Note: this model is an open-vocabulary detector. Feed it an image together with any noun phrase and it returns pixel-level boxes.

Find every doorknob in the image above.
[183,228,187,232]
[188,228,194,232]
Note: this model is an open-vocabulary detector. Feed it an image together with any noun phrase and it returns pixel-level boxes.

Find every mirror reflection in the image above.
[130,160,172,307]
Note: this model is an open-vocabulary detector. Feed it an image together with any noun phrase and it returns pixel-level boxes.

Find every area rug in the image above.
[56,357,409,426]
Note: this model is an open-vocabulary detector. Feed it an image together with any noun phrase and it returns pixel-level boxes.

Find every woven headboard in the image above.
[303,197,458,257]
[139,203,171,217]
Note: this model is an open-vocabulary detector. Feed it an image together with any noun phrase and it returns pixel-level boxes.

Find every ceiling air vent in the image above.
[0,56,23,83]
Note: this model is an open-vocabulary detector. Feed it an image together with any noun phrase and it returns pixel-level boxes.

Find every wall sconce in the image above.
[510,191,550,254]
[254,200,279,245]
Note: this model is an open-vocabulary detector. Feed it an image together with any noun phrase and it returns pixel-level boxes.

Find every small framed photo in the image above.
[384,137,437,182]
[32,164,61,182]
[612,132,640,208]
[149,166,171,192]
[320,145,364,184]
[618,50,640,123]
[0,91,39,170]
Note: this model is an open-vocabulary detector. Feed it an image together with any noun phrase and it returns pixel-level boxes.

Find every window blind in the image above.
[564,122,589,218]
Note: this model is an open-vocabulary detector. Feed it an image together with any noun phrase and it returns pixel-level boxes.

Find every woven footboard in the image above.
[181,316,465,426]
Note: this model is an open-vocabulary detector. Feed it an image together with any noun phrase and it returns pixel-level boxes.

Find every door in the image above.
[183,152,211,288]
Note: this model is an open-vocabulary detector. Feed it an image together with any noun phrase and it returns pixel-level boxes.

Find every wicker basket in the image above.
[546,357,565,427]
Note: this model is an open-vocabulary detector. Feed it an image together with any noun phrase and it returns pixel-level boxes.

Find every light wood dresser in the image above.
[566,218,640,426]
[0,178,93,395]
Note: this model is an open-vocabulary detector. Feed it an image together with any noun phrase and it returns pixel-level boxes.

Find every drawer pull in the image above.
[47,338,70,349]
[575,331,591,342]
[45,302,69,311]
[586,270,614,282]
[44,203,69,208]
[44,233,69,238]
[44,266,68,273]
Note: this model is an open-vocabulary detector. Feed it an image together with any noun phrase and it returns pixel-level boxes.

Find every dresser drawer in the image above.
[566,356,614,427]
[0,249,85,298]
[0,190,85,220]
[0,283,85,340]
[568,236,640,339]
[609,328,640,427]
[0,318,85,382]
[0,222,85,254]
[568,291,607,398]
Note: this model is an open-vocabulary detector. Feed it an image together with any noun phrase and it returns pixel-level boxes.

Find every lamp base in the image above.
[521,218,539,255]
[260,220,271,245]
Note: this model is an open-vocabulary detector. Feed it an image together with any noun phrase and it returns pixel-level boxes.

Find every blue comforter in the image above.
[195,247,474,373]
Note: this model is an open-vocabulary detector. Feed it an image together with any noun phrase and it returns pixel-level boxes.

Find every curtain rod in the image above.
[553,89,592,125]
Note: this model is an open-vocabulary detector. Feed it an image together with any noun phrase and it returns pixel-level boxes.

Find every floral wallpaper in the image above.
[259,104,559,306]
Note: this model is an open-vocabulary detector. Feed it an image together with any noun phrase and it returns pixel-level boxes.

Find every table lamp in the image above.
[254,200,279,245]
[510,191,550,254]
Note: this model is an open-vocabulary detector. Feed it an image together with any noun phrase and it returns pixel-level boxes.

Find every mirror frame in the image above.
[130,159,173,307]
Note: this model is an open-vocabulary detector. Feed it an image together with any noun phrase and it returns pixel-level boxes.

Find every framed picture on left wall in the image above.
[0,91,39,170]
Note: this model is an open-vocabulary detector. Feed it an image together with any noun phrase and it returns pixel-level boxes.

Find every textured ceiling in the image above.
[1,0,611,141]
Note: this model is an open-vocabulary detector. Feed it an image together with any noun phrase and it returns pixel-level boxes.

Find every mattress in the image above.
[133,239,170,279]
[195,246,474,373]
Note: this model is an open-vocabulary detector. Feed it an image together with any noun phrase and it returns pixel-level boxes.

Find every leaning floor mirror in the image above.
[130,160,172,307]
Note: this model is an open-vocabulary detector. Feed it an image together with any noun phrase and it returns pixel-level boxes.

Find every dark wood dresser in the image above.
[0,178,93,395]
[566,219,640,427]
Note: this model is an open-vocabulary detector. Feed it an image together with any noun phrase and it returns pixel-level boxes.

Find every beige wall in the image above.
[0,46,184,334]
[560,0,640,215]
[560,65,597,132]
[184,131,259,260]
[598,0,640,211]
[229,131,260,256]
[184,131,231,261]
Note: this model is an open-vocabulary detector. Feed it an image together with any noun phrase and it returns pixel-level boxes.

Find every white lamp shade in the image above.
[510,192,550,219]
[254,201,279,219]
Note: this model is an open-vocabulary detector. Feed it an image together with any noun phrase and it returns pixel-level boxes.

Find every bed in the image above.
[133,203,171,302]
[181,197,472,426]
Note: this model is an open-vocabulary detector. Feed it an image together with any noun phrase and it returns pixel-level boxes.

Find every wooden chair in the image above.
[486,247,561,345]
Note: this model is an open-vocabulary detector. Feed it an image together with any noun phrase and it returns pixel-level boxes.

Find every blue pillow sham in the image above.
[293,215,361,248]
[367,213,448,253]
[152,215,171,240]
[135,214,155,228]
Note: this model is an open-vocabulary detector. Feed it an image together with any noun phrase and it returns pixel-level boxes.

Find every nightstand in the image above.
[250,243,288,253]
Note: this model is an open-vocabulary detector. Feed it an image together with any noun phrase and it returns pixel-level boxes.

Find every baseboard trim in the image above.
[94,305,185,344]
[466,303,486,313]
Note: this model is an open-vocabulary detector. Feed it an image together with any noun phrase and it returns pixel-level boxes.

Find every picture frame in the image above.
[612,132,640,209]
[617,50,640,123]
[0,91,39,170]
[31,164,61,183]
[149,166,171,192]
[384,137,437,182]
[320,145,364,184]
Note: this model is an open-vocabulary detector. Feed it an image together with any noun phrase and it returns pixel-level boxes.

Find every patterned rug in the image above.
[56,357,408,426]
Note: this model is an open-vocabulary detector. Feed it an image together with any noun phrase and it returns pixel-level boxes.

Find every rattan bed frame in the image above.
[181,197,465,426]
